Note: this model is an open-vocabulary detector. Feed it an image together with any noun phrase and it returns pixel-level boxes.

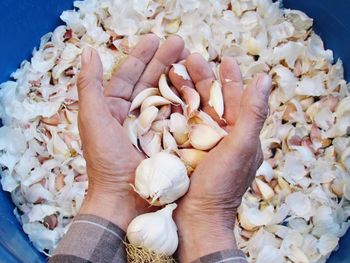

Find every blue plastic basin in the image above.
[0,1,349,262]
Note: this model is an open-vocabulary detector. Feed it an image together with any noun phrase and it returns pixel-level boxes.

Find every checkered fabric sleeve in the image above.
[49,214,127,263]
[192,249,248,263]
[49,214,247,263]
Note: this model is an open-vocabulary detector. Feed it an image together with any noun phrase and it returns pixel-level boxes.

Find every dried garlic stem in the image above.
[125,242,176,263]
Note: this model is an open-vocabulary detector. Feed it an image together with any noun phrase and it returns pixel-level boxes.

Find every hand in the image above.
[77,34,188,230]
[169,54,272,262]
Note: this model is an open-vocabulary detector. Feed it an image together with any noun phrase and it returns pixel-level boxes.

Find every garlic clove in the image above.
[165,18,181,33]
[189,123,224,151]
[173,132,189,146]
[177,149,207,169]
[151,119,169,133]
[129,88,159,113]
[169,113,188,134]
[126,203,178,256]
[137,106,159,135]
[140,96,171,112]
[139,131,162,157]
[163,128,178,152]
[181,86,200,116]
[55,174,65,191]
[277,175,291,193]
[155,104,171,121]
[135,152,189,205]
[123,116,140,150]
[208,80,224,119]
[196,111,228,137]
[255,178,274,201]
[159,74,184,105]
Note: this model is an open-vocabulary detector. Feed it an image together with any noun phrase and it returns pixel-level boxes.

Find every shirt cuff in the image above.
[50,214,126,263]
[192,249,247,263]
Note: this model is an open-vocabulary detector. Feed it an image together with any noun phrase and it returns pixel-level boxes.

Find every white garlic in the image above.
[134,152,189,205]
[127,203,178,255]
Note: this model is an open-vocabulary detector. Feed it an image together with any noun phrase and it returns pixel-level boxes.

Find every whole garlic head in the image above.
[127,203,178,255]
[135,152,190,205]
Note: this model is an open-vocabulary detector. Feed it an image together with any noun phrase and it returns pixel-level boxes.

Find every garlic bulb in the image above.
[135,152,190,205]
[126,203,178,255]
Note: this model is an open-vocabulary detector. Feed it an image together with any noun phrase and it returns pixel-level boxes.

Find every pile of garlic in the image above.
[0,0,349,262]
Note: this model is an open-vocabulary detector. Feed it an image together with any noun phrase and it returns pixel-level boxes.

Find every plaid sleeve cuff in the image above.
[49,214,126,263]
[192,249,247,263]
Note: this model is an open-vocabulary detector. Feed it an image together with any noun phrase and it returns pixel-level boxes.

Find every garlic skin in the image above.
[127,203,178,255]
[135,152,189,205]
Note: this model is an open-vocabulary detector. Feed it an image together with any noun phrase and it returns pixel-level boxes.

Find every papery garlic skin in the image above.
[127,203,178,255]
[135,152,189,205]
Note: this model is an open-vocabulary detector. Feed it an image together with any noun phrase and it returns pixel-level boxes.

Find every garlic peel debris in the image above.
[172,63,191,81]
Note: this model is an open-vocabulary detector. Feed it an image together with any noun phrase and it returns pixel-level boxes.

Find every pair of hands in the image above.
[77,34,271,262]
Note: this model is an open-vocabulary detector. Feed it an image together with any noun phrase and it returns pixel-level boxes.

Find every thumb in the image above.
[228,73,272,148]
[77,47,104,110]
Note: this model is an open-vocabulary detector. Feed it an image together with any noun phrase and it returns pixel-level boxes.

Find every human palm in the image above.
[168,54,272,262]
[77,34,188,229]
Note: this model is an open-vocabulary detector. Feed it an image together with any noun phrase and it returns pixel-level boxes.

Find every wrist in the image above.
[176,211,237,262]
[79,185,139,231]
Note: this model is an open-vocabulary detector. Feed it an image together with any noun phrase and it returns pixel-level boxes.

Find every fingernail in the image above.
[82,47,92,64]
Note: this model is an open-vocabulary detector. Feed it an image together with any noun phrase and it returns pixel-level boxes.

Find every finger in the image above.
[220,57,243,125]
[168,67,194,94]
[77,47,106,115]
[105,97,130,124]
[185,53,215,103]
[228,73,272,151]
[179,48,191,60]
[131,35,185,99]
[105,34,159,99]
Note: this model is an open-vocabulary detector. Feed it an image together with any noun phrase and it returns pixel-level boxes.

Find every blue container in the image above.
[0,0,349,262]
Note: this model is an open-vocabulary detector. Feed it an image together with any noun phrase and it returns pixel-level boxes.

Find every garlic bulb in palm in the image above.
[126,203,178,255]
[135,152,190,205]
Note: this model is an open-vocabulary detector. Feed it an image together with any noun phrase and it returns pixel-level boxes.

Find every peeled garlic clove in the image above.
[155,104,171,121]
[181,86,200,116]
[159,74,184,105]
[140,96,171,112]
[177,149,207,169]
[129,88,159,112]
[134,152,189,205]
[208,80,224,119]
[255,178,274,201]
[127,204,178,255]
[189,124,224,151]
[123,116,140,150]
[173,132,189,145]
[163,128,178,152]
[137,106,159,135]
[169,113,188,134]
[139,131,162,157]
[151,120,169,133]
[196,111,228,137]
